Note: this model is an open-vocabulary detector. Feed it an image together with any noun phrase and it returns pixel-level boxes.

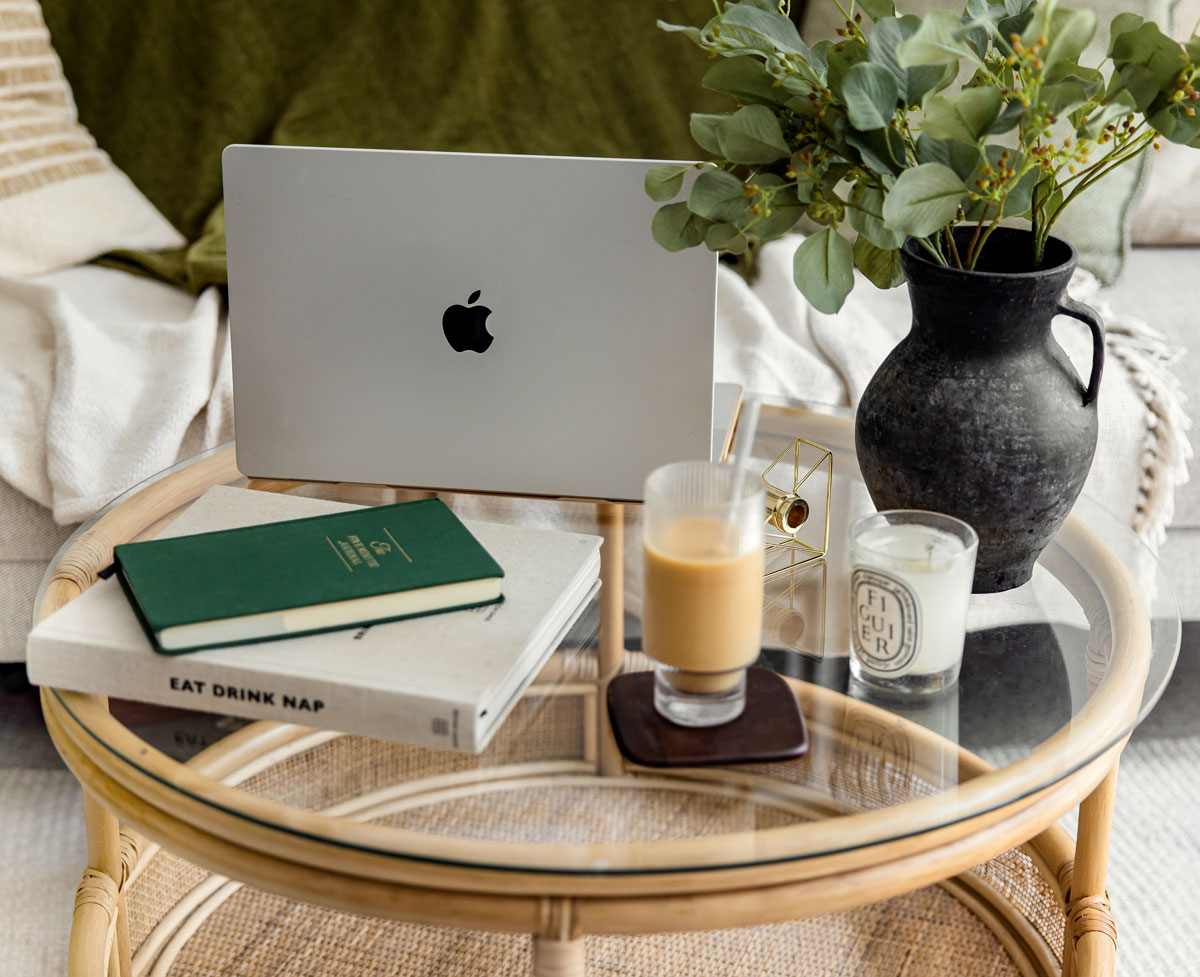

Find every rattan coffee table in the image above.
[35,405,1179,977]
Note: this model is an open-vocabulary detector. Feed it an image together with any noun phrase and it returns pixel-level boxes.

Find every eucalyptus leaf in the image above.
[657,20,704,45]
[916,87,1003,146]
[721,3,810,56]
[867,17,911,102]
[709,22,777,57]
[826,43,870,100]
[703,56,785,105]
[989,99,1026,133]
[915,134,979,181]
[845,126,906,177]
[1044,63,1104,88]
[947,90,1001,137]
[858,0,897,23]
[897,10,978,68]
[853,235,906,288]
[1150,104,1200,144]
[959,0,993,60]
[849,184,905,249]
[805,40,830,84]
[843,63,900,130]
[651,202,713,252]
[644,164,691,202]
[705,223,749,254]
[921,87,1003,143]
[882,162,968,236]
[1107,13,1145,56]
[744,183,806,238]
[889,16,953,105]
[1110,22,1184,87]
[688,168,753,222]
[717,104,792,163]
[997,8,1035,48]
[1040,82,1091,117]
[689,113,727,156]
[999,166,1038,219]
[1110,63,1161,113]
[793,228,856,314]
[1041,9,1097,70]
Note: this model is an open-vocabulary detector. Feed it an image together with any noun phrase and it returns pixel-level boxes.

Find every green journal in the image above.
[113,498,504,654]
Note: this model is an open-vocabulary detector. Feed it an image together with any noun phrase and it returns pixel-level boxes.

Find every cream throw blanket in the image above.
[0,242,1188,546]
[0,266,232,526]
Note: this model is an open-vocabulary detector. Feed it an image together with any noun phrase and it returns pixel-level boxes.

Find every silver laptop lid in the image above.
[223,145,717,502]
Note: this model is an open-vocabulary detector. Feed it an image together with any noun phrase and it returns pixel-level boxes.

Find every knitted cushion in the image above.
[0,0,182,276]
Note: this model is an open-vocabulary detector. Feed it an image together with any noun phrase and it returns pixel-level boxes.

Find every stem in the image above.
[970,214,1005,270]
[1054,136,1154,223]
[967,193,1007,270]
[945,225,963,267]
[1056,125,1149,190]
[916,236,948,266]
[1031,177,1045,267]
[965,203,991,266]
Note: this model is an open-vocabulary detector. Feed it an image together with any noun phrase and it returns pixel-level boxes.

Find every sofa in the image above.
[2,3,1199,976]
[1,0,1196,671]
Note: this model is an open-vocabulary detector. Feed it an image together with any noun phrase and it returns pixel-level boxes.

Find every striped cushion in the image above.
[0,1,183,276]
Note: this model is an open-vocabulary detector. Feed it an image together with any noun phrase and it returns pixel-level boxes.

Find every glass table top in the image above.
[38,401,1181,876]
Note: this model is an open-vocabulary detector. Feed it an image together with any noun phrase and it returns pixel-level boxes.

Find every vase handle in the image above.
[1057,295,1105,406]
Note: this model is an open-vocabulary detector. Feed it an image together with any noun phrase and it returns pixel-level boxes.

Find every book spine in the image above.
[28,637,477,753]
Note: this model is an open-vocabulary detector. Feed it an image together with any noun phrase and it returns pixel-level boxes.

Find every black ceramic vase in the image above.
[854,227,1105,593]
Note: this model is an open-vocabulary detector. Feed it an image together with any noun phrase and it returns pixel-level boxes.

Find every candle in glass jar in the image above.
[849,511,978,692]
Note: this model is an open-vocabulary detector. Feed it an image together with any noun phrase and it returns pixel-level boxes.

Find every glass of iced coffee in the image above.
[642,460,765,727]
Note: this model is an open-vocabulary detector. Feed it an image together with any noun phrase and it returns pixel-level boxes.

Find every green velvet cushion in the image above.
[38,0,732,291]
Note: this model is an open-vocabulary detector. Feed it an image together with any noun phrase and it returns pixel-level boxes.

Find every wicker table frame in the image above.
[36,427,1148,977]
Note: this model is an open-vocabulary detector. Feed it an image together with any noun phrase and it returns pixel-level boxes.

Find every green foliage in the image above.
[793,227,855,313]
[648,0,1200,312]
[883,163,971,235]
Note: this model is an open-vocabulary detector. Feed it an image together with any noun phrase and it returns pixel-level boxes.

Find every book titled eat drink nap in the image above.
[114,497,504,653]
[27,487,601,752]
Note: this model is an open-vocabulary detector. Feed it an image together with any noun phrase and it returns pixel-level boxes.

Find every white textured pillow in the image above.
[0,1,183,276]
[1131,0,1200,244]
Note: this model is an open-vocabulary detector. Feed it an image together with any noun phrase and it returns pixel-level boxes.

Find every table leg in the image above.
[534,897,584,976]
[71,786,131,977]
[532,935,586,977]
[1063,763,1120,977]
[596,503,625,777]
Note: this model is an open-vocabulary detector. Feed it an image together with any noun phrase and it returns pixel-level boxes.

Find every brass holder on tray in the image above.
[761,436,832,661]
[762,436,832,573]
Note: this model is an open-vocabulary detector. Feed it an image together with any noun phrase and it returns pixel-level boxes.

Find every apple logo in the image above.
[442,289,494,353]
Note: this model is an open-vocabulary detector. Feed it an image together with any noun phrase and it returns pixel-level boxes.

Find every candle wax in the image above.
[851,523,972,677]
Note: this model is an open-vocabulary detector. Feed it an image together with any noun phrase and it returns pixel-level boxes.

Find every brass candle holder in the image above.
[759,436,833,660]
[761,436,832,574]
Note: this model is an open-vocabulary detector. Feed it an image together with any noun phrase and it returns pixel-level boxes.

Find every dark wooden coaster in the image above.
[606,666,809,768]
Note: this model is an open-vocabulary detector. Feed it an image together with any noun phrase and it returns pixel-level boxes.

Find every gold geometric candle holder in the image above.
[762,436,832,576]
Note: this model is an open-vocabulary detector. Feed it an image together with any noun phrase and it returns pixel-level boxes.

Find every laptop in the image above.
[222,145,719,502]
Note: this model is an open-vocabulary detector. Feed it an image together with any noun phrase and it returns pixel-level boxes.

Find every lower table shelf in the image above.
[122,837,1065,977]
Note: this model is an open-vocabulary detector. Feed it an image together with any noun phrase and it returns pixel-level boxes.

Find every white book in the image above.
[28,486,601,752]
